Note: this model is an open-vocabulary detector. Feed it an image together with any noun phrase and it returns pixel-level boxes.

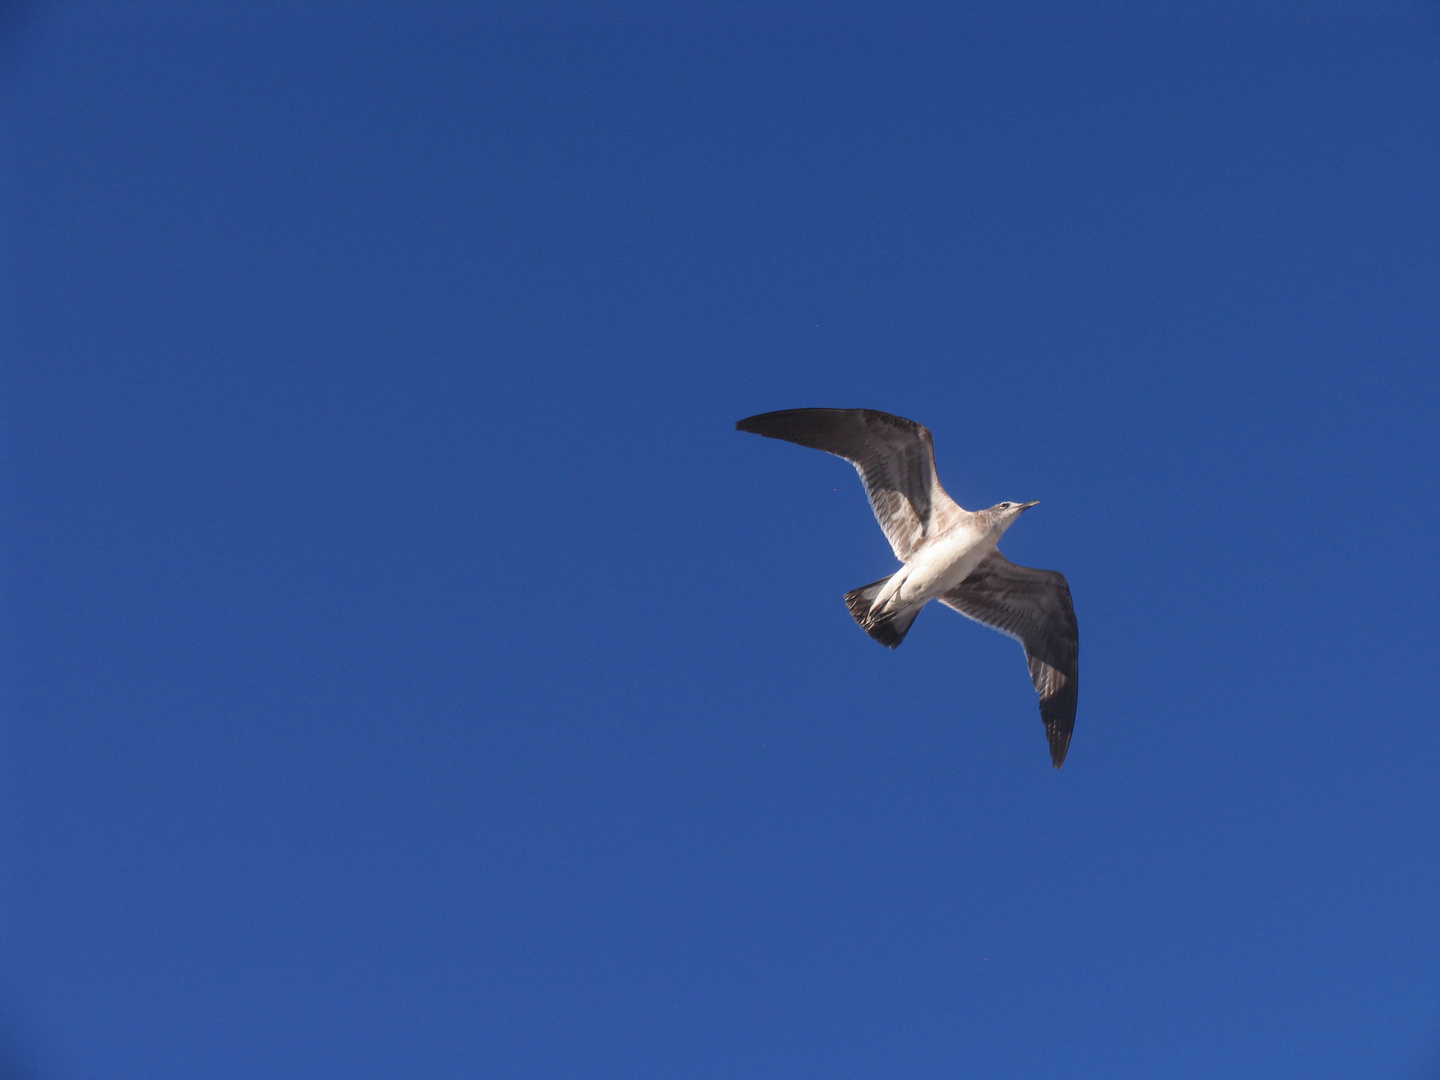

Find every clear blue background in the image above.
[3,3,1438,1077]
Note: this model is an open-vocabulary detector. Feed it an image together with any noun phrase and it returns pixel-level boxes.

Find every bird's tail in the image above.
[844,577,921,649]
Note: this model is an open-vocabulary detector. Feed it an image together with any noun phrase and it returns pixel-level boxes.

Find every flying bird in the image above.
[736,408,1078,768]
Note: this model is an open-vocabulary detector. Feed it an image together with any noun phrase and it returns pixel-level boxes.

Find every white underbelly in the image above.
[893,528,998,607]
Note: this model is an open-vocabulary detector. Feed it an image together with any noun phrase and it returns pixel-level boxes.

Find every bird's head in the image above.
[986,500,1040,533]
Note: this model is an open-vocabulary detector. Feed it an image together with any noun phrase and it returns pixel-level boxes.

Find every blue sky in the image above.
[3,3,1439,1077]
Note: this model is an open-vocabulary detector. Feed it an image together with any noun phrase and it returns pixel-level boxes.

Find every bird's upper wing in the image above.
[735,408,966,561]
[939,549,1079,768]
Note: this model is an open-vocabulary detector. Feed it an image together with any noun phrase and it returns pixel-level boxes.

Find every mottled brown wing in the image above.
[735,408,965,560]
[940,550,1079,768]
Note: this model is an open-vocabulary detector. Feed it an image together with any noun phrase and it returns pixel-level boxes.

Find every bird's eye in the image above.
[999,502,1011,509]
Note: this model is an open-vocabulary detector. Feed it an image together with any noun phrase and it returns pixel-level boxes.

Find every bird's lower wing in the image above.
[940,550,1079,768]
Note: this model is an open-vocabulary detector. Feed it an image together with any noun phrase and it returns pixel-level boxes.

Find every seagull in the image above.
[736,408,1079,768]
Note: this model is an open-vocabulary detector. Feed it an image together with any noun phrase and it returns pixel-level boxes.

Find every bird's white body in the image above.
[872,516,1001,614]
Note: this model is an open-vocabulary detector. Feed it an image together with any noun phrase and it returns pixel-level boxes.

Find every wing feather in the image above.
[735,408,965,560]
[940,550,1079,768]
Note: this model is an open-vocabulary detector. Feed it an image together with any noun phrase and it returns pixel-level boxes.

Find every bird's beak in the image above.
[1020,500,1040,512]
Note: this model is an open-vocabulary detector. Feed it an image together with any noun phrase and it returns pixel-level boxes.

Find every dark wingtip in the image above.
[735,411,798,434]
[735,414,780,436]
[1048,732,1072,769]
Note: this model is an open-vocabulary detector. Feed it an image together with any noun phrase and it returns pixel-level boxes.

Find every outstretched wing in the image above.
[735,408,965,561]
[940,549,1079,768]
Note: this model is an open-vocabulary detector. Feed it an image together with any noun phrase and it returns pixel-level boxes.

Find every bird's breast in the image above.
[896,526,998,605]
